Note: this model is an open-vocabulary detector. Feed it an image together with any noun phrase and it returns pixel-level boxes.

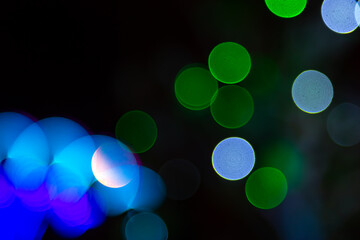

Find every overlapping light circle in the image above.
[208,42,251,84]
[0,112,166,238]
[210,85,254,128]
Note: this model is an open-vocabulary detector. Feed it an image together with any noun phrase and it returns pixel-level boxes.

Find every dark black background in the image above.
[1,0,360,239]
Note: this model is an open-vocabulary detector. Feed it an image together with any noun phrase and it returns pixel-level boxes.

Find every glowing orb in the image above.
[115,110,157,153]
[321,0,360,34]
[245,167,287,209]
[212,137,255,181]
[159,159,201,200]
[210,85,254,129]
[208,42,251,84]
[265,0,307,18]
[292,70,333,114]
[327,103,360,147]
[174,65,218,110]
[125,212,168,240]
[92,141,138,188]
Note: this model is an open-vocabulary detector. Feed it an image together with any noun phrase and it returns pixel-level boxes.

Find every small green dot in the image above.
[115,110,157,153]
[208,42,251,84]
[245,167,288,209]
[265,0,307,18]
[175,66,218,110]
[210,85,254,129]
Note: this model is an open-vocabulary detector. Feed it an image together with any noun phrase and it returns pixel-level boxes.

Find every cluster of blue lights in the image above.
[0,112,165,239]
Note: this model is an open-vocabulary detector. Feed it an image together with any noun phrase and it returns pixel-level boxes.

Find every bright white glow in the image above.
[92,141,138,188]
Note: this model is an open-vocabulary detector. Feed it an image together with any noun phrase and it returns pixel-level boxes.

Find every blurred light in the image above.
[260,140,304,191]
[92,176,139,217]
[51,193,92,227]
[245,167,288,209]
[281,194,323,240]
[242,56,280,98]
[0,198,47,240]
[4,122,50,190]
[38,117,89,156]
[0,112,34,161]
[124,212,168,240]
[208,42,251,84]
[210,85,254,128]
[16,182,51,212]
[265,0,307,18]
[93,166,166,216]
[0,168,15,208]
[174,65,218,110]
[115,110,157,153]
[212,137,255,181]
[49,135,97,200]
[92,140,138,188]
[327,102,360,147]
[129,166,166,212]
[321,0,360,34]
[46,164,89,203]
[292,70,333,114]
[159,159,201,201]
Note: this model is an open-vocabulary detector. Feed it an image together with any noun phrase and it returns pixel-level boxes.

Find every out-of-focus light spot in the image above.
[281,194,323,240]
[50,135,97,200]
[0,169,15,208]
[242,56,280,98]
[327,103,360,147]
[208,42,251,84]
[245,167,288,209]
[38,117,89,156]
[0,198,47,240]
[129,166,166,212]
[0,112,34,161]
[46,164,89,203]
[51,193,92,227]
[92,140,138,188]
[356,3,360,25]
[16,182,51,212]
[159,159,201,201]
[321,0,360,34]
[174,65,218,110]
[115,110,157,153]
[212,137,255,181]
[265,0,307,18]
[4,122,50,190]
[261,140,304,191]
[92,175,139,217]
[49,188,105,238]
[292,70,333,114]
[210,85,254,129]
[125,212,168,240]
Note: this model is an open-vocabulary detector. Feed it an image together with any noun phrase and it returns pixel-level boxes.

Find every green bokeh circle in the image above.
[115,110,157,153]
[245,167,288,209]
[210,85,254,129]
[265,0,307,18]
[208,42,251,84]
[175,66,218,110]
